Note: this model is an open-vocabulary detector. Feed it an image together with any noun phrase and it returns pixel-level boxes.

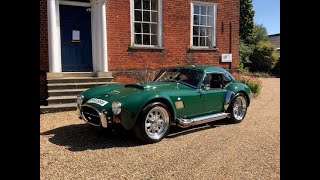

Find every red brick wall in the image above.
[40,0,49,100]
[106,0,240,83]
[39,0,240,99]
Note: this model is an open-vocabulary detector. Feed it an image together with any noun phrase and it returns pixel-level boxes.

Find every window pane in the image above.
[135,10,142,21]
[208,6,214,16]
[143,34,150,45]
[193,37,199,46]
[194,5,200,14]
[207,16,214,26]
[151,35,158,45]
[135,34,142,44]
[193,26,199,36]
[151,12,158,22]
[143,0,150,10]
[151,0,157,10]
[194,15,199,25]
[135,23,142,33]
[207,27,213,47]
[200,27,206,36]
[151,24,158,34]
[206,36,212,47]
[142,23,150,33]
[200,16,206,25]
[200,6,206,15]
[200,37,205,46]
[134,0,141,9]
[143,11,150,21]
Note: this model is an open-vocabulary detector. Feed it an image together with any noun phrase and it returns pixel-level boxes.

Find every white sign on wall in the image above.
[221,54,232,62]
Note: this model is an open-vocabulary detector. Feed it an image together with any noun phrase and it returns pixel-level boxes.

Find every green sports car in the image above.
[76,65,252,143]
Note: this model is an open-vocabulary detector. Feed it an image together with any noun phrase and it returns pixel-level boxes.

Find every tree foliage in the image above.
[252,24,268,44]
[249,41,279,72]
[240,0,255,44]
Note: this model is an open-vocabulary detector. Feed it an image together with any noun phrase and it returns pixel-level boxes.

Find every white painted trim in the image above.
[190,1,217,48]
[47,0,62,72]
[91,3,98,71]
[100,2,108,72]
[213,4,217,47]
[130,0,134,46]
[47,0,108,73]
[158,0,163,47]
[59,0,91,7]
[130,0,163,47]
[190,1,194,47]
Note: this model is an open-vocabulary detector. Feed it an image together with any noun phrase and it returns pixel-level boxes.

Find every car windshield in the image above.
[154,68,203,88]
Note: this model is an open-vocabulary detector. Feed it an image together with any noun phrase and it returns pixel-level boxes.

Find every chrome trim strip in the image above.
[224,90,235,111]
[100,112,108,128]
[177,112,230,128]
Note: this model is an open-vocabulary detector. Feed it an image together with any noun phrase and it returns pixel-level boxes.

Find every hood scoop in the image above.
[124,83,144,90]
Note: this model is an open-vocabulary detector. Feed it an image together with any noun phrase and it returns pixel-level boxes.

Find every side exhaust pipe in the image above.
[177,112,230,128]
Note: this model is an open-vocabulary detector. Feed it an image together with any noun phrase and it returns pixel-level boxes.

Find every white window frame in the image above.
[130,0,163,48]
[190,1,217,49]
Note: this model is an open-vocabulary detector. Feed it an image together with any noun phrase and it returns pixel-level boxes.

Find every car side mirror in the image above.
[202,84,210,91]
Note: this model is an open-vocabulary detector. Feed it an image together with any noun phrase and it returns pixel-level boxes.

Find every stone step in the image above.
[47,96,77,104]
[40,103,77,114]
[47,77,113,84]
[48,88,87,96]
[47,82,115,90]
[47,72,113,78]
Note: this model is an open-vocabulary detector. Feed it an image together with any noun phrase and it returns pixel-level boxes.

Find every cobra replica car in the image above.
[76,65,252,143]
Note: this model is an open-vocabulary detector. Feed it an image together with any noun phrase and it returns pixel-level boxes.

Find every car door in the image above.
[171,88,203,119]
[200,73,227,114]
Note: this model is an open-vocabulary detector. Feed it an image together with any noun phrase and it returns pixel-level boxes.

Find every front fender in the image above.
[117,93,175,130]
[225,82,252,106]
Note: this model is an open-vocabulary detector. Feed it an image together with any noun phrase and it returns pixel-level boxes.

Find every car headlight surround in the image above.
[112,101,122,115]
[77,94,84,107]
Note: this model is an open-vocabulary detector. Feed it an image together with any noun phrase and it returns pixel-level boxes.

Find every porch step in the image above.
[47,82,115,90]
[40,103,77,114]
[41,73,115,113]
[47,96,77,104]
[47,77,113,84]
[48,88,87,96]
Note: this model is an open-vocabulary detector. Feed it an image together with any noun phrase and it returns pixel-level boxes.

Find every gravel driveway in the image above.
[40,78,280,180]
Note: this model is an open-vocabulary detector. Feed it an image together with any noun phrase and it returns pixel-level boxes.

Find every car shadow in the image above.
[167,119,230,138]
[41,119,230,152]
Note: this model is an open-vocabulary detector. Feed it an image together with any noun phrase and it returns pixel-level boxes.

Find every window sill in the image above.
[128,46,164,52]
[188,47,219,52]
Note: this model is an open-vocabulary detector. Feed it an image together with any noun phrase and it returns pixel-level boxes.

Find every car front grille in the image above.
[81,105,101,126]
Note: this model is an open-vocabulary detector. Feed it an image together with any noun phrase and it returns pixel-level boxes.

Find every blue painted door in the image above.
[60,5,93,72]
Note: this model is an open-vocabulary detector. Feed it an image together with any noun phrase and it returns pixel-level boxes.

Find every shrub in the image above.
[249,41,279,72]
[239,40,254,68]
[272,58,280,77]
[239,75,262,94]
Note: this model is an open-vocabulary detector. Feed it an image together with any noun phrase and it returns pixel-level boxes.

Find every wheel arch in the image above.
[139,97,176,124]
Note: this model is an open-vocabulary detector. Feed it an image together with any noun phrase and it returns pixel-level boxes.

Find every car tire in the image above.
[133,102,171,143]
[227,93,248,124]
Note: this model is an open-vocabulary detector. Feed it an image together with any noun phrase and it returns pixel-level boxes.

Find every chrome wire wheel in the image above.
[145,106,170,140]
[233,96,247,121]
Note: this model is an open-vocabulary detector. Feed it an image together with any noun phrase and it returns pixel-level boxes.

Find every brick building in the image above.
[40,0,240,111]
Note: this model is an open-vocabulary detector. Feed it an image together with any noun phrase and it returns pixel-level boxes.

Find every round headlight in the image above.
[112,101,122,115]
[76,94,84,106]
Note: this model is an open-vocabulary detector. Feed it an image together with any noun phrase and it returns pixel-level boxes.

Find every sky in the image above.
[252,0,280,35]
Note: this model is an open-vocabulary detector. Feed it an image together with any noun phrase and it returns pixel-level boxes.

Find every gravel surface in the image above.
[40,78,280,180]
